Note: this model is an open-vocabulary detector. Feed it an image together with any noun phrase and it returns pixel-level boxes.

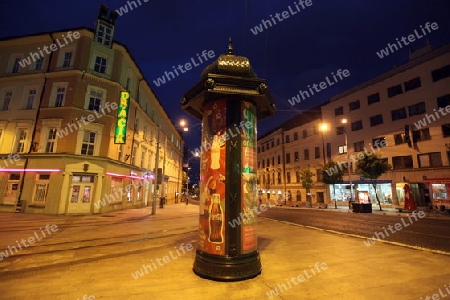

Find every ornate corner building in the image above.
[0,8,184,214]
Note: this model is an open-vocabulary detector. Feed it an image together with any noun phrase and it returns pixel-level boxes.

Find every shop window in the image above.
[418,152,443,168]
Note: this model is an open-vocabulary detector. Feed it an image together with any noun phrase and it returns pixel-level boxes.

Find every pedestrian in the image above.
[186,194,189,205]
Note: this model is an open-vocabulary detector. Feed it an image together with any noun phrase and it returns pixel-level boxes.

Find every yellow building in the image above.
[0,9,184,214]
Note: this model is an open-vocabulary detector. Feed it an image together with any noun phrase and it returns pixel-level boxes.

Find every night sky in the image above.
[1,0,450,160]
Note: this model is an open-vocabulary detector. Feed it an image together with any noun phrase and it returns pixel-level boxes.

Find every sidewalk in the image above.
[0,204,449,299]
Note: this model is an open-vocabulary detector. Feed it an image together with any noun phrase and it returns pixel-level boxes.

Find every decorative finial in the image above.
[227,38,234,54]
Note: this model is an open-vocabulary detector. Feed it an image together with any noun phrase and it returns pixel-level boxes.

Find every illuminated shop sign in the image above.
[114,91,130,144]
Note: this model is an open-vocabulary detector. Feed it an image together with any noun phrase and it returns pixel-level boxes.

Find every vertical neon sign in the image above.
[114,91,130,144]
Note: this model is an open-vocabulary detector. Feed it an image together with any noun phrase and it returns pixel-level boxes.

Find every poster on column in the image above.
[241,101,258,253]
[198,100,227,256]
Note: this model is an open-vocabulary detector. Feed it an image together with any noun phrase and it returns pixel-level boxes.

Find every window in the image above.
[316,169,323,182]
[33,174,50,206]
[277,155,281,164]
[349,100,360,111]
[81,131,96,155]
[304,149,309,160]
[261,160,265,168]
[437,94,450,109]
[277,139,280,145]
[412,128,431,143]
[296,171,301,183]
[315,146,320,159]
[285,135,290,143]
[404,77,421,92]
[286,172,291,184]
[88,90,102,111]
[387,84,403,98]
[277,172,281,184]
[431,65,450,82]
[294,132,298,141]
[392,156,413,169]
[16,129,28,153]
[286,153,290,164]
[302,129,307,138]
[351,120,363,131]
[418,153,442,168]
[45,129,57,153]
[266,159,269,167]
[394,133,406,145]
[442,124,450,137]
[25,89,36,109]
[95,22,113,47]
[35,57,44,70]
[336,126,344,135]
[370,114,383,127]
[294,151,299,161]
[62,52,73,68]
[408,102,426,116]
[141,150,146,168]
[271,157,274,166]
[271,140,274,147]
[257,147,260,153]
[53,86,66,107]
[94,56,107,73]
[335,106,343,116]
[391,107,407,121]
[372,137,386,147]
[11,57,21,73]
[2,91,12,110]
[367,93,380,105]
[354,141,364,152]
[338,145,347,154]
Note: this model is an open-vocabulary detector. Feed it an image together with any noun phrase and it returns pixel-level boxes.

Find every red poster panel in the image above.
[241,101,258,253]
[198,100,227,256]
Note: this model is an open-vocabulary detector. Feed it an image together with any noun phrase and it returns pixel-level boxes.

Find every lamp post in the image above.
[319,123,328,165]
[341,119,354,205]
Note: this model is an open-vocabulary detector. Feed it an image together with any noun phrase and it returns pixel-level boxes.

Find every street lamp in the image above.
[179,119,201,132]
[341,119,355,205]
[319,123,328,165]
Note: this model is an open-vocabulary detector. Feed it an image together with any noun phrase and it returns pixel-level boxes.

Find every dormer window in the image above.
[95,21,113,47]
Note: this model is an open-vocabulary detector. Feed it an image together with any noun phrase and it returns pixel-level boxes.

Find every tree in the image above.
[321,160,344,209]
[300,166,315,203]
[355,153,391,211]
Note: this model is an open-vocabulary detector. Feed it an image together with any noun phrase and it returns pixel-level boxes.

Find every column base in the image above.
[193,250,261,281]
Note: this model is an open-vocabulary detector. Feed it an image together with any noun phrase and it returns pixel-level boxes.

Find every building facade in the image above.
[322,44,450,209]
[0,10,184,214]
[257,106,328,206]
[257,44,450,209]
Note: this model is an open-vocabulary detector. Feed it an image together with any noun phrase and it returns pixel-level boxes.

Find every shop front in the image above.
[424,178,450,211]
[329,180,393,206]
